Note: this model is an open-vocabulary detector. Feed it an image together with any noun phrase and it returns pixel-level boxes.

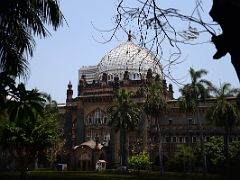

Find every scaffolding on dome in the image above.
[98,39,162,81]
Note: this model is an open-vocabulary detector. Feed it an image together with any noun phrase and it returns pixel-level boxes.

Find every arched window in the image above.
[85,109,108,125]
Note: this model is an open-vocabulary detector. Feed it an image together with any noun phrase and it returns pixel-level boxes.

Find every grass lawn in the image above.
[0,170,227,180]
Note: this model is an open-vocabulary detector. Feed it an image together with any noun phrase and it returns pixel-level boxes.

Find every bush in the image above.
[128,152,151,174]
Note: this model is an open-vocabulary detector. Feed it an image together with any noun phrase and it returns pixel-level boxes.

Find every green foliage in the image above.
[108,89,140,131]
[167,144,195,171]
[206,83,239,134]
[143,81,166,118]
[128,152,151,171]
[204,136,225,166]
[0,0,64,78]
[175,144,194,159]
[205,83,240,170]
[141,81,166,175]
[5,83,46,124]
[178,68,212,113]
[196,136,240,172]
[0,83,60,176]
[229,140,240,161]
[0,109,60,154]
[108,89,140,168]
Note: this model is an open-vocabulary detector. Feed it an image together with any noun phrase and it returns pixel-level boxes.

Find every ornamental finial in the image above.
[128,30,132,41]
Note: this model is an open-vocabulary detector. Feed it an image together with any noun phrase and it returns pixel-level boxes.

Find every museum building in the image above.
[57,35,240,170]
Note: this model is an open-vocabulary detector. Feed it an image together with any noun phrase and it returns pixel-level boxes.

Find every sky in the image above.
[25,0,239,103]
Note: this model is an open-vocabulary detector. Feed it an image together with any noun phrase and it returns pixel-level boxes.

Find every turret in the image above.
[78,74,86,95]
[168,83,174,100]
[67,81,73,101]
[101,73,108,87]
[123,70,130,86]
[113,75,120,91]
[146,68,154,84]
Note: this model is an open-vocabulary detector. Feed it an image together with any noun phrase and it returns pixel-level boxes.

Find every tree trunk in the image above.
[120,127,128,172]
[143,115,148,151]
[197,109,207,177]
[223,133,229,169]
[157,122,164,176]
[230,50,240,82]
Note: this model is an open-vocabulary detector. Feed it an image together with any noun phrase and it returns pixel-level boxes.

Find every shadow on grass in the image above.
[0,170,228,180]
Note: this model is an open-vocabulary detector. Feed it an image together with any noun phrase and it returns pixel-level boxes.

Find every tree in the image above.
[109,0,240,82]
[128,151,151,175]
[108,89,140,171]
[0,72,15,108]
[0,83,60,180]
[203,136,225,172]
[5,83,46,124]
[0,0,64,78]
[210,0,240,81]
[178,67,212,175]
[171,144,195,172]
[42,93,58,113]
[205,82,240,168]
[143,80,166,175]
[179,68,212,104]
[203,136,240,173]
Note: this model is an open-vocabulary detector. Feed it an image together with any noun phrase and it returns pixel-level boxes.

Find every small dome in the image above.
[98,39,162,81]
[74,140,103,150]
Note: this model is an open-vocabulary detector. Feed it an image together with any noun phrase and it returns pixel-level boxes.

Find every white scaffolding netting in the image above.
[98,40,162,81]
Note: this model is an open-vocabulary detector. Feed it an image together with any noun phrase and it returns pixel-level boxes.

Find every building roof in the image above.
[98,38,162,80]
[97,160,107,163]
[74,140,103,150]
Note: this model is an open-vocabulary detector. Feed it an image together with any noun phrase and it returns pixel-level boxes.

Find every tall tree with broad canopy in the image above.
[178,67,212,175]
[142,80,166,175]
[0,0,64,79]
[205,82,240,168]
[0,83,60,180]
[108,89,140,171]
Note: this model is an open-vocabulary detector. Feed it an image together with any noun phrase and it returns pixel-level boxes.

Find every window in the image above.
[192,136,197,143]
[85,109,108,125]
[103,117,107,124]
[165,137,170,143]
[178,137,183,143]
[172,137,177,143]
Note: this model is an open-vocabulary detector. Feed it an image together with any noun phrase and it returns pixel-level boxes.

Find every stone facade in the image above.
[57,38,240,170]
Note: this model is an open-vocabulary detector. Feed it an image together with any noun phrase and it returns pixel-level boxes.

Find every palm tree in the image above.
[179,68,212,103]
[5,83,46,124]
[178,67,212,174]
[0,0,64,78]
[42,93,58,113]
[143,80,166,175]
[0,72,15,109]
[206,82,240,167]
[108,89,140,171]
[0,83,51,179]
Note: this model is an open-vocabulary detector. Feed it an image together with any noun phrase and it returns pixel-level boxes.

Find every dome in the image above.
[98,38,162,81]
[74,140,103,150]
